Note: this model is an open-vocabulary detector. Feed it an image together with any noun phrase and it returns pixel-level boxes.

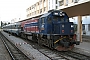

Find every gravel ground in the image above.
[0,38,11,60]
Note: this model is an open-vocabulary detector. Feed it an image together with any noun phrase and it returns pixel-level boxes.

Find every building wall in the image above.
[82,24,90,36]
[58,0,86,8]
[85,24,90,35]
[26,0,59,18]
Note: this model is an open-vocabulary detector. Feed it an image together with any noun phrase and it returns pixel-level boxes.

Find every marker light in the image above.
[62,30,64,33]
[71,25,74,28]
[62,13,65,16]
[60,14,62,16]
[71,30,73,33]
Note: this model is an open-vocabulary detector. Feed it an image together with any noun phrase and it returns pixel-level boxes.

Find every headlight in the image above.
[62,25,64,27]
[60,12,62,13]
[71,25,74,28]
[62,13,65,16]
[60,14,62,16]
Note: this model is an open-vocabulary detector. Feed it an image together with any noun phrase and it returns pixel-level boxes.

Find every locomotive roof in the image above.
[40,10,63,18]
[2,22,21,28]
[40,12,51,18]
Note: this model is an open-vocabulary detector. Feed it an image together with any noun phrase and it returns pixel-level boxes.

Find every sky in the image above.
[0,0,38,23]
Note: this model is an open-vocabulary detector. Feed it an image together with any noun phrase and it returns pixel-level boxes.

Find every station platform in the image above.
[74,35,90,53]
[1,31,50,60]
[75,41,90,53]
[71,34,90,56]
[72,41,90,57]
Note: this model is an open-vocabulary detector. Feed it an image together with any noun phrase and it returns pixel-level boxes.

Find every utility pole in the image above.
[1,21,3,28]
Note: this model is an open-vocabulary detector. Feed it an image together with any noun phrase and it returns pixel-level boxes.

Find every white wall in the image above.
[48,0,59,10]
[85,24,90,35]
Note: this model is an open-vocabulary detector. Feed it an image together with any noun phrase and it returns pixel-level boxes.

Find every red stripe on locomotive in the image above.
[21,18,39,33]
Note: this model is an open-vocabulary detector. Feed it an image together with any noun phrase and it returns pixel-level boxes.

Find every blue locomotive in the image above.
[3,10,80,51]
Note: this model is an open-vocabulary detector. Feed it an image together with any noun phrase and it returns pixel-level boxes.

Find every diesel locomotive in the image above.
[3,10,80,51]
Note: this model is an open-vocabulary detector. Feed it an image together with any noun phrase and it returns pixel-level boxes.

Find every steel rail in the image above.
[0,32,15,60]
[0,32,30,60]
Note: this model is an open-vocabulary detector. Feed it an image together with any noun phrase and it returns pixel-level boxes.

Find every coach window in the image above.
[11,25,13,29]
[15,25,16,28]
[18,25,21,29]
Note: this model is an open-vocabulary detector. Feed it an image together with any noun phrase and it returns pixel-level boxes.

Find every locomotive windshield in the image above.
[53,16,69,22]
[52,11,69,22]
[53,16,64,22]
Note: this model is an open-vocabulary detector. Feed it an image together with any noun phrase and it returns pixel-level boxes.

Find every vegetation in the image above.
[0,21,10,28]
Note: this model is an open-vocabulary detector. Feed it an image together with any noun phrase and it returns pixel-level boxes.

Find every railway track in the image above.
[24,40,71,60]
[22,37,90,60]
[20,37,75,60]
[0,32,30,60]
[59,51,90,60]
[2,31,90,60]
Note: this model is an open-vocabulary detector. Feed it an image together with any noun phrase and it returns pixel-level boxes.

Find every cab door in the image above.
[39,17,46,34]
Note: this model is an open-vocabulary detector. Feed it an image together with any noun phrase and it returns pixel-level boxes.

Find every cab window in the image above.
[60,17,64,22]
[48,17,51,23]
[65,18,69,22]
[53,16,58,21]
[41,18,45,24]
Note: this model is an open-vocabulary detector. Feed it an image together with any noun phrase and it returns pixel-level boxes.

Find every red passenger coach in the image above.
[21,18,39,33]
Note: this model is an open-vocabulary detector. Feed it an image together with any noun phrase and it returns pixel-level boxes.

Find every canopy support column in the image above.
[77,16,82,42]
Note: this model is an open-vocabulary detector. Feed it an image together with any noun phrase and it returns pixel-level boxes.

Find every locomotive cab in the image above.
[38,10,80,51]
[39,10,74,35]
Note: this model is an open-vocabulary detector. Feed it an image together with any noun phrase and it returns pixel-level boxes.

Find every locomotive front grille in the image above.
[53,22,74,35]
[53,24,60,34]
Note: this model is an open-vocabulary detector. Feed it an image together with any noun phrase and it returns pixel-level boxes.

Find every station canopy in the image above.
[59,0,90,17]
